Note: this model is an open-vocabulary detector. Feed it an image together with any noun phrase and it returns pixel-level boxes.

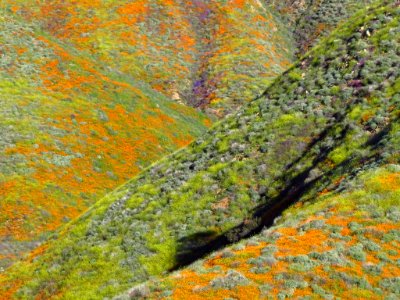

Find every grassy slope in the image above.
[1,1,398,299]
[4,0,294,116]
[0,10,208,270]
[146,166,400,299]
[265,0,374,55]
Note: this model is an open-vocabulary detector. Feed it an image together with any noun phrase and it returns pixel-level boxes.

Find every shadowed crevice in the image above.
[170,114,393,271]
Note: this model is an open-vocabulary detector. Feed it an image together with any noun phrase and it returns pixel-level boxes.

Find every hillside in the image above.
[265,0,374,55]
[4,0,294,116]
[0,10,208,270]
[1,1,398,298]
[143,166,400,299]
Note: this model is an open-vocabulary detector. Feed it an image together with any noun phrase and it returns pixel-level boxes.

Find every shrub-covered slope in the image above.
[0,11,208,270]
[4,0,294,116]
[1,0,399,299]
[144,166,400,299]
[265,0,374,55]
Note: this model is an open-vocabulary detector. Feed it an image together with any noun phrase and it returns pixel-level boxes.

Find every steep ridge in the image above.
[1,1,398,298]
[178,0,294,116]
[3,0,294,116]
[265,0,374,55]
[0,10,208,270]
[144,166,400,299]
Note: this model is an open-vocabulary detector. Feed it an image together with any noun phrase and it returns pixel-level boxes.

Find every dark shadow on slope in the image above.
[170,114,393,271]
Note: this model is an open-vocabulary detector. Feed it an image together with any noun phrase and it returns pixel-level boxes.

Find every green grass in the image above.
[265,0,375,55]
[141,165,399,299]
[2,0,295,116]
[1,0,399,299]
[0,9,208,270]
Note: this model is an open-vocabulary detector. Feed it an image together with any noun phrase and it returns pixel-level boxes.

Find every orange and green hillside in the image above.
[1,1,398,298]
[0,10,209,270]
[0,0,298,271]
[144,167,400,299]
[4,0,294,115]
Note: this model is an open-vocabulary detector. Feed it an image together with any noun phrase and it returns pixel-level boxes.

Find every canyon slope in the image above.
[1,1,398,299]
[0,0,296,269]
[5,0,294,115]
[0,9,209,270]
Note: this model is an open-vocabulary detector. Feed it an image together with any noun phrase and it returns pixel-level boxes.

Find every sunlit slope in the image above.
[265,0,374,55]
[145,166,400,299]
[4,0,294,115]
[0,11,208,269]
[1,0,399,299]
